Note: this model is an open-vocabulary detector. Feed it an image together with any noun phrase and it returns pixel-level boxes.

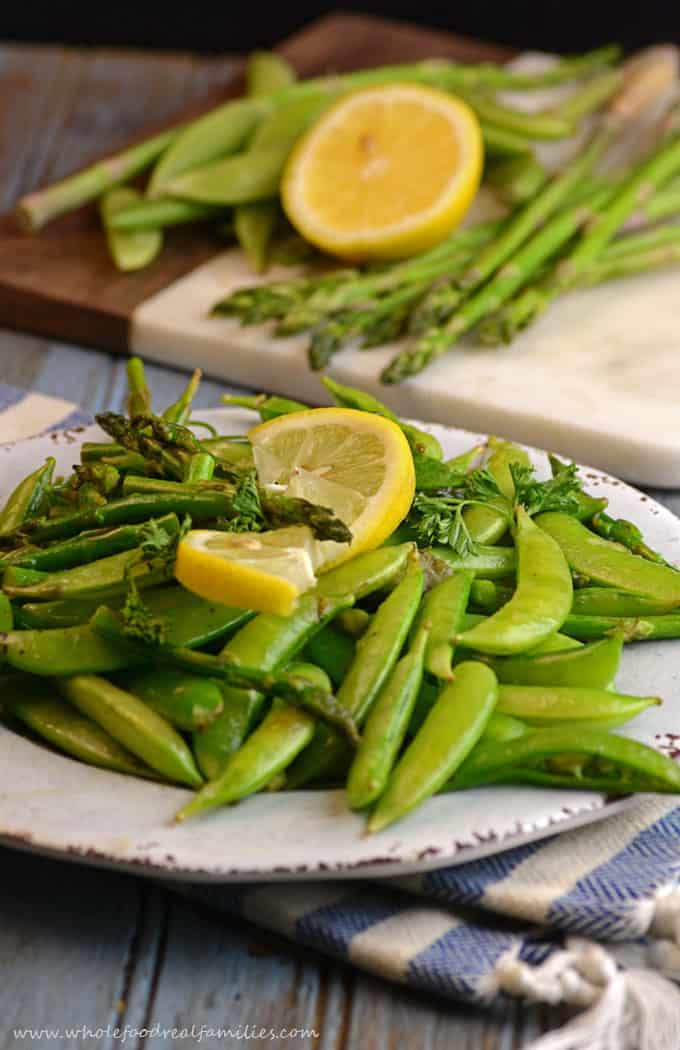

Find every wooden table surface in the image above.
[1,40,678,1050]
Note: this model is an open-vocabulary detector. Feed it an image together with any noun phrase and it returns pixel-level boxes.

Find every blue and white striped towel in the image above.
[4,382,680,1050]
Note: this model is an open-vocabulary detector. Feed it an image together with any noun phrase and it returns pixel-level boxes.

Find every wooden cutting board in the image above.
[0,14,510,352]
[2,15,679,486]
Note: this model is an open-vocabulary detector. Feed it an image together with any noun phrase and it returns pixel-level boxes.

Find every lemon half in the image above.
[281,83,483,261]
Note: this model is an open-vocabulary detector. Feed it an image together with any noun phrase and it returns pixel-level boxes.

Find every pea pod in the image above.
[6,679,159,779]
[487,635,622,689]
[562,613,680,643]
[480,711,527,743]
[321,376,443,461]
[58,674,202,787]
[223,393,310,421]
[448,727,680,794]
[177,701,316,821]
[445,444,485,474]
[162,368,202,425]
[428,545,516,579]
[464,439,529,545]
[16,585,251,641]
[4,514,179,573]
[347,626,428,810]
[2,625,133,675]
[457,507,572,655]
[420,570,473,679]
[194,543,413,779]
[166,96,334,206]
[2,544,173,603]
[100,188,163,272]
[496,683,658,729]
[245,51,296,97]
[0,593,13,631]
[536,512,680,603]
[286,560,424,788]
[116,668,224,731]
[93,604,357,740]
[302,625,355,689]
[0,458,55,536]
[458,616,582,654]
[571,588,680,618]
[369,661,498,832]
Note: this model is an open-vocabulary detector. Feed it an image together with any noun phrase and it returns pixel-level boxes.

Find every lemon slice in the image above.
[175,525,318,617]
[249,407,415,570]
[281,83,483,261]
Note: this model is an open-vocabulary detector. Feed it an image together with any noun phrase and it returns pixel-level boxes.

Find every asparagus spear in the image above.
[382,184,614,382]
[480,222,680,344]
[492,128,680,337]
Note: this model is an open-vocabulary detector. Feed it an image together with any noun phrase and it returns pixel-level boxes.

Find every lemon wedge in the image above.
[249,407,415,569]
[175,525,318,618]
[281,83,483,261]
[176,408,416,615]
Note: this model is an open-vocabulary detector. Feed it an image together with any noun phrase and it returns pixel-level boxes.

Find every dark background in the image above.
[2,2,679,53]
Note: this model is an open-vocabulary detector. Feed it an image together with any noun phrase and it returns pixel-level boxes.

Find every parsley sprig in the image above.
[408,458,583,556]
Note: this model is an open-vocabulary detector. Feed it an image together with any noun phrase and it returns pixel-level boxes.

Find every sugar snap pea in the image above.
[562,613,680,643]
[321,377,443,461]
[15,598,110,629]
[481,711,528,743]
[193,543,413,779]
[177,700,317,822]
[420,570,473,679]
[464,439,529,545]
[245,51,296,97]
[286,559,424,788]
[100,188,163,272]
[369,662,498,832]
[91,605,357,741]
[495,683,658,729]
[184,452,215,483]
[487,635,622,688]
[3,544,173,603]
[571,587,680,618]
[1,625,134,675]
[5,679,159,779]
[457,507,572,655]
[0,593,13,631]
[347,625,428,810]
[116,668,224,731]
[176,661,329,821]
[428,545,516,579]
[448,727,680,794]
[302,624,355,689]
[57,674,203,787]
[536,513,680,603]
[0,458,55,537]
[167,96,334,206]
[222,393,310,421]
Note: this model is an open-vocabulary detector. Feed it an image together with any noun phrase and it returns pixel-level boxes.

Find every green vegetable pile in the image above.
[211,48,680,382]
[2,362,680,829]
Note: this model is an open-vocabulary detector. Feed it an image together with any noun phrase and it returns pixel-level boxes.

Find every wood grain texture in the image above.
[0,13,510,355]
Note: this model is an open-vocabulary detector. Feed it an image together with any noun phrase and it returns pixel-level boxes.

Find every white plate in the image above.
[0,409,678,883]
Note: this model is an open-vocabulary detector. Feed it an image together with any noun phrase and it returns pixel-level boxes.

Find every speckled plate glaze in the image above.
[0,409,678,883]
